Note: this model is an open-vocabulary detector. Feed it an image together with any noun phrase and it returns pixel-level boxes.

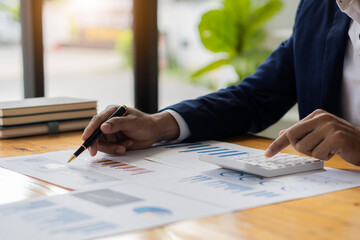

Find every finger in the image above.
[265,133,290,157]
[102,133,119,144]
[115,132,125,143]
[302,109,327,121]
[82,105,119,140]
[88,140,98,156]
[287,109,329,141]
[293,129,325,156]
[285,120,318,146]
[97,142,127,155]
[112,132,132,145]
[101,115,137,134]
[267,116,324,157]
[265,116,320,158]
[279,129,287,136]
[121,139,134,149]
[310,137,336,160]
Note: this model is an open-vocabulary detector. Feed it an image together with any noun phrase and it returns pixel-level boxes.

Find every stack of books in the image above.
[0,97,97,139]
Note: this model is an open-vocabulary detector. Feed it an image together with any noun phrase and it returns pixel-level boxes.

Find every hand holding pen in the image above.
[69,105,180,162]
[68,105,128,163]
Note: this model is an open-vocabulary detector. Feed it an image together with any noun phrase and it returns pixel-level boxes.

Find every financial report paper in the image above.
[0,183,224,240]
[1,141,360,239]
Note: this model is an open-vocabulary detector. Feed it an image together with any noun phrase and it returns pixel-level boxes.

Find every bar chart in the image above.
[243,191,281,198]
[165,142,250,157]
[91,159,153,176]
[177,174,283,200]
[180,175,254,194]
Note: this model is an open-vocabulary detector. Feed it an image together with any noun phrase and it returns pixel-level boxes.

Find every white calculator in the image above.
[200,152,324,177]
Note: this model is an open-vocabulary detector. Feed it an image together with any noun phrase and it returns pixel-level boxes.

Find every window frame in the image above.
[20,0,159,113]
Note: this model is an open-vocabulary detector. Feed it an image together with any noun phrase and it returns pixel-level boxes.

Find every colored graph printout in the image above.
[92,159,153,175]
[72,189,142,207]
[84,156,191,184]
[0,183,225,240]
[0,149,190,189]
[148,141,262,172]
[167,142,250,157]
[145,166,360,211]
[133,207,172,217]
[0,151,120,189]
[1,140,360,240]
[0,141,259,190]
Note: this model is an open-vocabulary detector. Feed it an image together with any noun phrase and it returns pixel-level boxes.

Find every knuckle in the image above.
[323,121,337,132]
[312,109,326,116]
[285,129,298,145]
[294,144,303,153]
[285,128,295,139]
[91,115,101,124]
[316,112,333,122]
[333,130,346,142]
[294,143,308,154]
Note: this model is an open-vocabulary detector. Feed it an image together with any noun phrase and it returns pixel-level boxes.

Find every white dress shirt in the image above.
[167,0,360,142]
[165,109,190,142]
[338,0,360,126]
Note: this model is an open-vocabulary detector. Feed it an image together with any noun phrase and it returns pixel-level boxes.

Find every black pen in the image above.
[67,105,127,163]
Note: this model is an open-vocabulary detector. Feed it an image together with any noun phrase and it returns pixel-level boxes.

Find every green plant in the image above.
[115,30,133,68]
[192,0,283,89]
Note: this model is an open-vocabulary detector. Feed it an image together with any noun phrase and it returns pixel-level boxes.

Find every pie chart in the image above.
[133,207,172,217]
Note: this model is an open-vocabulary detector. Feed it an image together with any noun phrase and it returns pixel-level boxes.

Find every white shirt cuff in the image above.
[164,109,191,142]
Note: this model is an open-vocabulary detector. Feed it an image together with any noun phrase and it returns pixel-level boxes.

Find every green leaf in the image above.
[246,0,283,36]
[198,10,238,54]
[191,59,230,79]
[230,48,271,81]
[193,0,283,88]
[223,0,251,25]
[243,28,266,51]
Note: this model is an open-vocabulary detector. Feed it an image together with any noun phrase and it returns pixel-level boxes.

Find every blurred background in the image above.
[0,0,299,138]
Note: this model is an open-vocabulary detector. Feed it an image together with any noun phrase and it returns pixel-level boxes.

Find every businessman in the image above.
[82,0,360,166]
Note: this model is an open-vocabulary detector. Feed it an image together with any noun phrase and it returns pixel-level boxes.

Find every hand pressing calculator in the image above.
[200,152,324,177]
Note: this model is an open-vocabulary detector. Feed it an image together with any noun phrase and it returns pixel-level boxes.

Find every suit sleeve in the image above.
[165,1,306,142]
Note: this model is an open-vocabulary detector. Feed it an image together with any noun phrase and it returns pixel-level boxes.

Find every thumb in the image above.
[101,115,136,134]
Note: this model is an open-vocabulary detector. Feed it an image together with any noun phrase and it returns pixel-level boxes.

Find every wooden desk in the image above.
[1,132,360,240]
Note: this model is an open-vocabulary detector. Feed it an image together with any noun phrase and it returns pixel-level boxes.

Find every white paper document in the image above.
[0,147,190,189]
[145,167,359,210]
[0,183,224,240]
[1,141,360,240]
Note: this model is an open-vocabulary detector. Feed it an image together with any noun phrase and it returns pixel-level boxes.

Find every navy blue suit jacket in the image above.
[167,0,351,142]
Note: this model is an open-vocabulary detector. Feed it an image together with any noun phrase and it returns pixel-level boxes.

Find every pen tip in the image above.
[67,155,76,163]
